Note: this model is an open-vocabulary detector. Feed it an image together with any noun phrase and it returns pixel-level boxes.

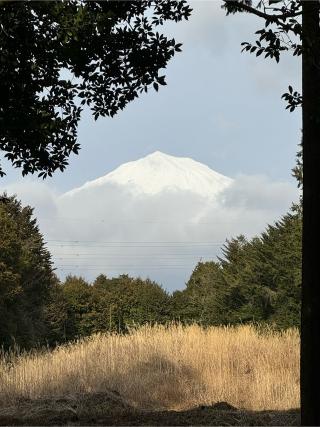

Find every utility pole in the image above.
[301,2,320,425]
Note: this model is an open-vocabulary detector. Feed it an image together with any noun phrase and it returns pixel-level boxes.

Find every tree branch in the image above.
[224,1,302,23]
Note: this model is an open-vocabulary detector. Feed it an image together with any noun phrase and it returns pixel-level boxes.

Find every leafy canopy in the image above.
[223,0,302,111]
[0,1,191,178]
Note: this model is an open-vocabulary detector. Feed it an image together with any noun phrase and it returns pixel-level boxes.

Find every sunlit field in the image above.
[0,324,299,412]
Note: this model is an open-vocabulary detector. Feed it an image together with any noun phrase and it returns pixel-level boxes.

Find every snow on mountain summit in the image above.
[63,151,233,199]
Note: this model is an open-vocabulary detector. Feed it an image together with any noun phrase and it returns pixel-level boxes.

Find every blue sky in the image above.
[0,1,301,291]
[1,1,301,191]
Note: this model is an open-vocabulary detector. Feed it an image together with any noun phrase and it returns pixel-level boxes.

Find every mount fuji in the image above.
[62,151,233,199]
[0,152,298,290]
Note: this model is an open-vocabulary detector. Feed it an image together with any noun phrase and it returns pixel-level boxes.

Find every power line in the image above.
[48,245,220,250]
[46,239,224,244]
[40,217,236,225]
[53,263,210,268]
[49,239,221,275]
[58,266,193,271]
[53,257,210,260]
[47,243,223,249]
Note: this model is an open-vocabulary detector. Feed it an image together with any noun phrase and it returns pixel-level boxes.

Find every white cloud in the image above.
[0,173,299,291]
[218,174,297,211]
[1,180,58,220]
[167,0,300,92]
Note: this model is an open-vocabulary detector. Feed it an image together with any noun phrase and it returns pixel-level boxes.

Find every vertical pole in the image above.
[301,1,320,425]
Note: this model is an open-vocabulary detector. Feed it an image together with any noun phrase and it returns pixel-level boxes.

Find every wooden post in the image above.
[301,2,320,425]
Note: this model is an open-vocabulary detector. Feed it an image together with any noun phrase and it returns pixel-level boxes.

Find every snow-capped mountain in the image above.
[62,151,233,199]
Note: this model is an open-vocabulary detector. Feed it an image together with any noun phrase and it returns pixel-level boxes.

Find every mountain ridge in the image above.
[62,151,233,199]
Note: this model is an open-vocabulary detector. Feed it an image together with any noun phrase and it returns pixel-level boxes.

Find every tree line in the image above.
[1,1,319,422]
[0,193,301,350]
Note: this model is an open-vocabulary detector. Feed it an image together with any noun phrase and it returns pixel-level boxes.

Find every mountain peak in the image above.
[62,152,233,199]
[147,150,167,158]
[144,151,185,164]
[146,151,190,160]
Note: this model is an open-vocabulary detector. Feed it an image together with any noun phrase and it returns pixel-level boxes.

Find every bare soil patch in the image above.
[0,392,300,426]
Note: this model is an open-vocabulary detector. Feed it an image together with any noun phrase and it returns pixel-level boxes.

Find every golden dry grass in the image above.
[0,324,299,412]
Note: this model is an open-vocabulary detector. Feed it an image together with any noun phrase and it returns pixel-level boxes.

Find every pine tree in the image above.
[0,194,55,348]
[177,209,301,329]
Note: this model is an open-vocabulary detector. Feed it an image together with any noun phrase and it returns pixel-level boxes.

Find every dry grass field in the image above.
[0,324,300,425]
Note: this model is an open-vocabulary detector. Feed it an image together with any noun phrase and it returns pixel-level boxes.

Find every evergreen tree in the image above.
[92,274,171,332]
[58,273,171,337]
[43,279,69,345]
[61,275,95,339]
[171,261,226,325]
[176,208,301,329]
[0,194,56,348]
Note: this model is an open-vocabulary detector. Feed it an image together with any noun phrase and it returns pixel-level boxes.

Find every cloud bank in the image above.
[1,172,299,292]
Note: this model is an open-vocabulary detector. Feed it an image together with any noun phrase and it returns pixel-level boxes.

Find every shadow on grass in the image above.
[104,353,208,411]
[0,352,299,426]
[0,391,300,426]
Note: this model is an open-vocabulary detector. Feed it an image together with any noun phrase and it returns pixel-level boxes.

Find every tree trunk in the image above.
[301,2,320,425]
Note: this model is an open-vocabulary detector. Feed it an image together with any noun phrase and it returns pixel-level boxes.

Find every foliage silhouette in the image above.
[0,1,191,178]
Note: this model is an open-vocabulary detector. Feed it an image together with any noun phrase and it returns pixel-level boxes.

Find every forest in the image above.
[0,191,301,350]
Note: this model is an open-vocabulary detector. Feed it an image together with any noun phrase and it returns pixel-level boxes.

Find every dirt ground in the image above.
[0,391,300,426]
